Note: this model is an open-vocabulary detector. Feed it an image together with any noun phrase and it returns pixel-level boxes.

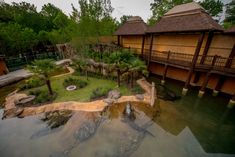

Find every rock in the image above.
[108,90,121,100]
[103,98,114,105]
[75,121,97,142]
[15,95,35,107]
[135,94,144,100]
[2,107,24,119]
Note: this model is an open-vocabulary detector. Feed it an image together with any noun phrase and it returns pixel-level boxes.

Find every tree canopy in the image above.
[0,0,118,57]
[148,0,224,25]
[224,0,235,28]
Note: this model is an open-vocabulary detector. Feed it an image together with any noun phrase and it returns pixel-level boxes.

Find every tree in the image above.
[128,59,147,88]
[224,0,235,28]
[199,0,223,18]
[148,0,223,25]
[27,59,56,95]
[77,0,117,37]
[73,58,89,80]
[120,15,132,25]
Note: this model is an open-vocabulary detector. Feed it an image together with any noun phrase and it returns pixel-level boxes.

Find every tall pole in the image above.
[182,32,205,95]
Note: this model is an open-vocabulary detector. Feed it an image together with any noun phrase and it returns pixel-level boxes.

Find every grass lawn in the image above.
[35,75,131,102]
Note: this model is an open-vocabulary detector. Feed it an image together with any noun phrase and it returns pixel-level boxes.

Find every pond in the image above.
[0,78,235,157]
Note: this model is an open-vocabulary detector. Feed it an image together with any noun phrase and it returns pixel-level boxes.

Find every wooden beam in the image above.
[148,34,154,66]
[200,31,214,64]
[184,32,205,89]
[162,51,170,82]
[117,35,120,46]
[200,55,218,92]
[214,76,226,92]
[225,44,235,68]
[141,35,145,57]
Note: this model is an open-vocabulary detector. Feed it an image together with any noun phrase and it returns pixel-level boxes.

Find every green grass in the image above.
[34,75,131,102]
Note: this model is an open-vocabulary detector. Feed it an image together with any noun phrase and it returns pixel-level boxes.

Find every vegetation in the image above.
[27,59,57,95]
[224,0,235,28]
[0,0,118,57]
[27,75,130,102]
[29,89,56,104]
[63,77,87,89]
[90,87,111,100]
[18,76,44,90]
[148,0,224,25]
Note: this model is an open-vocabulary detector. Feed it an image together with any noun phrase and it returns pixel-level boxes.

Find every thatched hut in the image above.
[145,2,235,97]
[114,16,147,54]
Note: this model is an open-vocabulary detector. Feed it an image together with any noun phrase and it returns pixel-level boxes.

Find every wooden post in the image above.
[228,93,235,109]
[117,35,120,46]
[200,31,214,64]
[213,76,225,96]
[141,35,145,57]
[198,55,218,97]
[148,34,154,67]
[183,32,205,95]
[161,51,170,85]
[225,44,235,68]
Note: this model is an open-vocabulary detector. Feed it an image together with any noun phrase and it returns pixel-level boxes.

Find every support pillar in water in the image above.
[161,80,165,85]
[227,99,235,109]
[182,88,188,96]
[212,90,219,96]
[198,90,205,98]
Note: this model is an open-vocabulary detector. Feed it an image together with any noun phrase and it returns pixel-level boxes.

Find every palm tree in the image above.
[73,58,89,80]
[27,59,56,95]
[128,59,148,88]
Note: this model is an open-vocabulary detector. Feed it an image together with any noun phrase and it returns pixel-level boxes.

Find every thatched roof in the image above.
[114,16,147,35]
[147,2,223,33]
[225,26,235,34]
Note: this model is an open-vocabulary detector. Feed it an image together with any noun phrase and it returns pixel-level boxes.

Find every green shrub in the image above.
[90,87,111,100]
[19,76,44,90]
[29,90,56,104]
[63,77,87,89]
[131,85,145,94]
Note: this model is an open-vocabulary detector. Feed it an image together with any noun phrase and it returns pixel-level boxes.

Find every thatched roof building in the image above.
[146,2,223,33]
[114,16,147,35]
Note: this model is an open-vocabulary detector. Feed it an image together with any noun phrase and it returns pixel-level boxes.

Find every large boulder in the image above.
[108,90,121,100]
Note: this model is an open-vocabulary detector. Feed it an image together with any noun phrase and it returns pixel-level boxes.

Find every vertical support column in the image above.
[225,44,235,68]
[198,55,218,98]
[228,93,235,109]
[182,32,205,95]
[141,35,145,57]
[148,34,154,67]
[161,51,170,85]
[200,31,214,64]
[117,35,120,46]
[213,76,225,96]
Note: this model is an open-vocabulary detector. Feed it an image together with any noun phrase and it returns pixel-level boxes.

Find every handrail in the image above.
[126,47,235,72]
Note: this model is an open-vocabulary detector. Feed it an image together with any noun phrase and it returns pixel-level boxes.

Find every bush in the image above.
[18,76,44,90]
[90,87,111,100]
[131,85,145,94]
[29,90,56,104]
[63,77,88,89]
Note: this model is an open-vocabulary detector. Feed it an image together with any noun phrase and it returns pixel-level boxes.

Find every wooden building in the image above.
[0,55,8,76]
[113,2,235,105]
[114,16,147,55]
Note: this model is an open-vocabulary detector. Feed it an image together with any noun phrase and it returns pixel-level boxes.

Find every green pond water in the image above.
[0,77,235,157]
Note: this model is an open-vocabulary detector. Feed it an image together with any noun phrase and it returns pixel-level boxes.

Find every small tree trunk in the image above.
[46,79,53,95]
[117,70,121,87]
[86,70,88,80]
[130,72,134,88]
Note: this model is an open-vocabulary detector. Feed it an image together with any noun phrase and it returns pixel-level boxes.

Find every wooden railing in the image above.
[125,47,235,74]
